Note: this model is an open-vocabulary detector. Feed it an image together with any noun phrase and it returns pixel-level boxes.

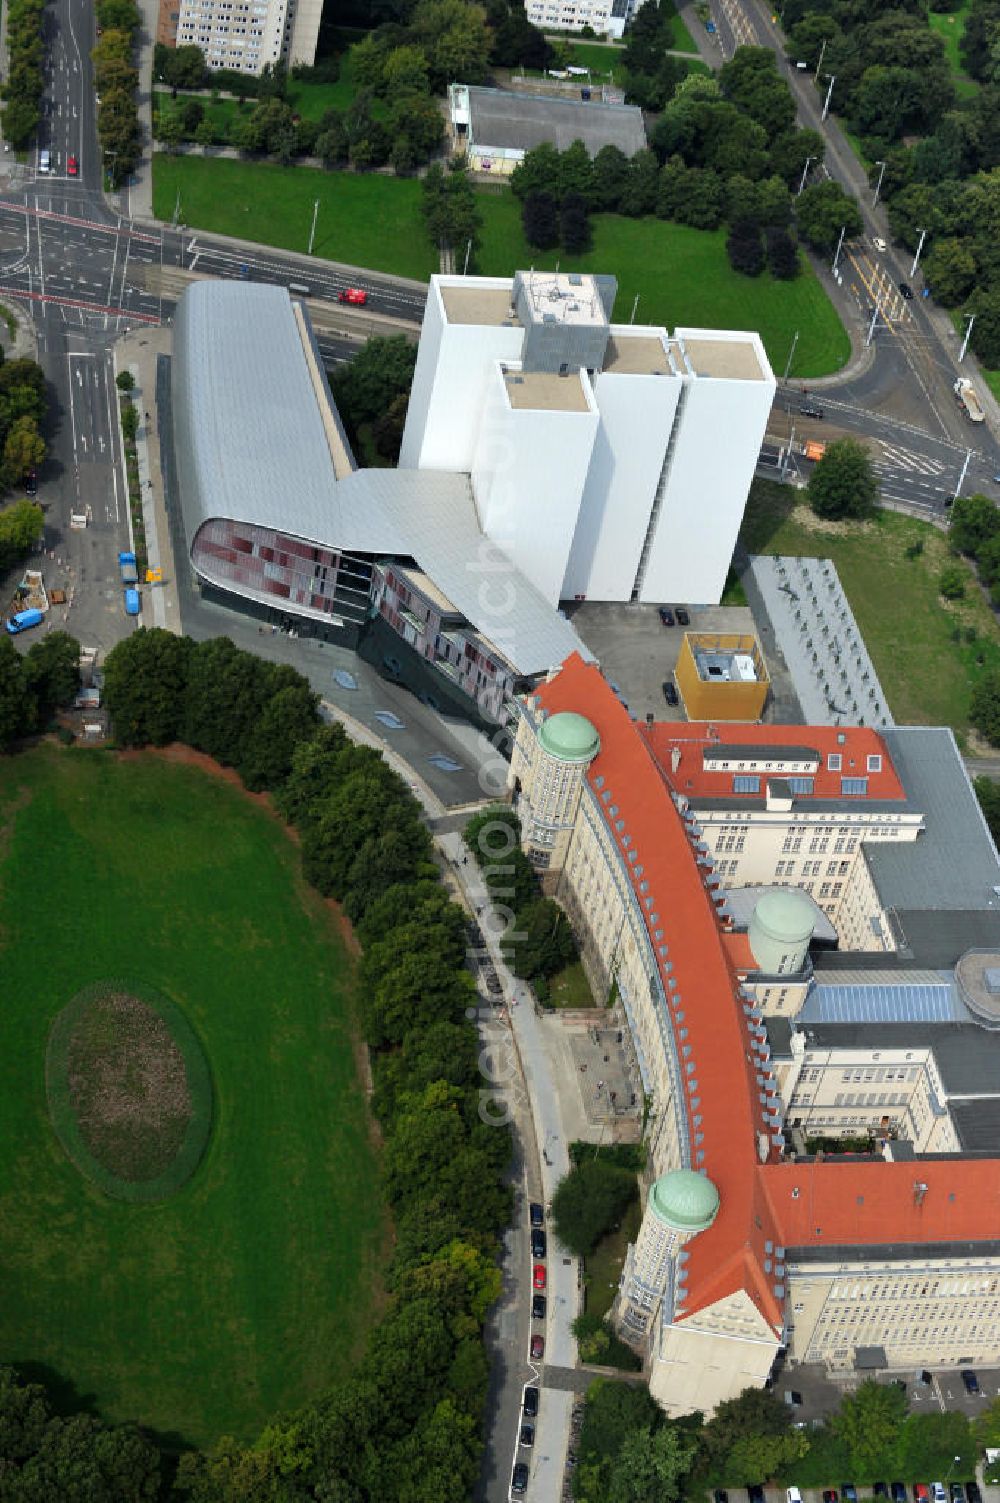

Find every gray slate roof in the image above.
[793,1019,1000,1096]
[172,280,591,677]
[467,85,646,157]
[704,743,818,763]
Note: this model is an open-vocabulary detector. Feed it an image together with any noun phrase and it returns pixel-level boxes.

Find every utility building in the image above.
[400,271,775,609]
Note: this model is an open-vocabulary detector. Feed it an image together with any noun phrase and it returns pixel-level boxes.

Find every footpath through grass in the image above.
[929,0,979,97]
[0,747,383,1448]
[741,479,1000,736]
[153,157,850,375]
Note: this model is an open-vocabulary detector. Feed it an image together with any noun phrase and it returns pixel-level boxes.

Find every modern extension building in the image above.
[170,280,590,725]
[508,653,1000,1414]
[399,271,775,609]
[156,0,320,73]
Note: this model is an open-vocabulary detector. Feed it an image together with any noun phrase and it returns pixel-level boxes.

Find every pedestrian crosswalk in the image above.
[872,441,947,477]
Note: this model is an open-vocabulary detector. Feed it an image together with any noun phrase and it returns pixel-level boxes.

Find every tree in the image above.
[522,190,560,250]
[560,192,593,252]
[23,630,80,724]
[974,1393,1000,1449]
[604,1422,698,1503]
[0,499,44,575]
[719,45,796,138]
[971,669,1000,744]
[578,1379,663,1469]
[795,178,863,253]
[371,391,410,462]
[103,627,193,745]
[511,141,563,200]
[2,418,45,489]
[727,218,765,276]
[550,1158,637,1257]
[591,144,631,211]
[701,1387,808,1483]
[923,236,977,306]
[766,225,800,279]
[507,895,577,978]
[769,126,825,190]
[420,161,482,257]
[676,166,724,229]
[939,562,967,598]
[115,370,135,392]
[409,0,492,90]
[620,148,660,216]
[0,635,33,749]
[950,493,1000,557]
[831,1378,908,1478]
[808,437,878,520]
[120,402,139,442]
[331,335,417,434]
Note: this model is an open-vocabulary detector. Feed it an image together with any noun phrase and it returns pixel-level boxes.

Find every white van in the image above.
[38,149,50,173]
[787,1490,803,1503]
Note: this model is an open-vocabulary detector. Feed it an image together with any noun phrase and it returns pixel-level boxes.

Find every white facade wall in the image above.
[563,358,680,601]
[175,0,305,73]
[471,366,599,605]
[399,282,524,472]
[639,333,775,605]
[287,0,322,66]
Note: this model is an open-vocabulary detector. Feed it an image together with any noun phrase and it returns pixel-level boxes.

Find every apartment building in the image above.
[524,0,645,39]
[400,271,775,609]
[510,652,1000,1412]
[157,0,320,73]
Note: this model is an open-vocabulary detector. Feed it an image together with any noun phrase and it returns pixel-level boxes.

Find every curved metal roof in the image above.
[172,280,590,677]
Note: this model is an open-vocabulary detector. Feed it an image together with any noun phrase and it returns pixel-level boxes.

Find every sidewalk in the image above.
[126,0,160,220]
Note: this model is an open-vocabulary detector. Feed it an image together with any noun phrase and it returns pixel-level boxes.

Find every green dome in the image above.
[649,1169,720,1233]
[538,711,600,764]
[752,888,815,945]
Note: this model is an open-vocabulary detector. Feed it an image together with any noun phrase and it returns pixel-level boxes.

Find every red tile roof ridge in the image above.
[531,654,783,1330]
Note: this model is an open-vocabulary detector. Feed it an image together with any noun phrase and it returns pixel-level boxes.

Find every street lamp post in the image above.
[955,450,972,504]
[782,329,799,384]
[910,228,927,279]
[814,36,828,79]
[307,198,319,256]
[873,159,887,207]
[630,293,639,324]
[831,223,847,276]
[797,155,814,197]
[463,238,472,275]
[821,74,836,121]
[865,293,881,348]
[959,314,975,363]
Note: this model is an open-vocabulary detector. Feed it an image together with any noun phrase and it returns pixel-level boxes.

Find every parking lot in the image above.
[566,600,758,724]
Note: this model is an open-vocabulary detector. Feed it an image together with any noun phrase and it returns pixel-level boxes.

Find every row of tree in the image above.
[0,358,49,492]
[782,0,1000,365]
[93,0,142,187]
[0,630,81,751]
[329,334,416,464]
[91,628,513,1498]
[463,805,578,994]
[508,54,861,270]
[1,0,46,149]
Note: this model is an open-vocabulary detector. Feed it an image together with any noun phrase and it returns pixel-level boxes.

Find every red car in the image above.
[530,1333,544,1359]
[533,1263,546,1289]
[914,1489,930,1503]
[338,287,367,305]
[67,154,78,176]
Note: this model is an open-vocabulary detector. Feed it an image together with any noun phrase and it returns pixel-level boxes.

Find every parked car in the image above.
[529,1202,544,1228]
[965,1483,982,1503]
[705,18,716,29]
[899,281,914,300]
[24,470,36,495]
[675,606,690,625]
[532,1294,546,1319]
[931,1485,947,1503]
[124,586,140,616]
[531,1229,546,1258]
[530,1333,544,1359]
[713,1492,728,1503]
[961,1369,980,1394]
[951,1486,964,1503]
[800,403,825,419]
[523,1386,539,1417]
[519,1422,534,1447]
[823,1491,839,1502]
[913,1486,930,1502]
[533,1263,546,1289]
[787,1490,803,1503]
[338,287,367,305]
[747,1487,764,1503]
[659,606,675,626]
[891,1484,907,1502]
[873,1486,889,1498]
[662,680,678,707]
[512,1460,529,1495]
[843,1487,858,1502]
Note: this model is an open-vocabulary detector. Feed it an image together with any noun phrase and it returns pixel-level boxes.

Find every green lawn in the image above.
[153,158,850,375]
[0,747,383,1448]
[929,0,979,97]
[664,7,700,53]
[545,958,596,1008]
[740,479,1000,735]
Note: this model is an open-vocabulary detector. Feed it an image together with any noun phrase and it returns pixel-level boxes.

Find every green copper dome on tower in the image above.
[649,1169,720,1233]
[538,711,600,764]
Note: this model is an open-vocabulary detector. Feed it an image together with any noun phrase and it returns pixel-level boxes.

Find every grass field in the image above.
[545,958,595,1009]
[741,479,1000,736]
[0,747,383,1448]
[585,1197,641,1322]
[153,157,850,375]
[929,0,979,97]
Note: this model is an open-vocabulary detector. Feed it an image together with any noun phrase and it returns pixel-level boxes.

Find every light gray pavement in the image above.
[126,0,159,222]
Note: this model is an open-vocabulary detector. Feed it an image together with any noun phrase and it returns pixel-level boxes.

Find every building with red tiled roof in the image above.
[509,653,1000,1415]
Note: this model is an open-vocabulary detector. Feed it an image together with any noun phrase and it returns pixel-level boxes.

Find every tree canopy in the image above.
[807,437,879,520]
